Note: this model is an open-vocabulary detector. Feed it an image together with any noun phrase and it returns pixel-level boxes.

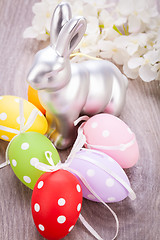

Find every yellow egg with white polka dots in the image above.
[0,95,48,141]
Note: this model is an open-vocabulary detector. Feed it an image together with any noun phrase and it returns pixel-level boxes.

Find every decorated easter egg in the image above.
[69,148,133,203]
[31,169,82,240]
[28,85,46,115]
[83,113,139,168]
[8,132,60,189]
[0,95,48,141]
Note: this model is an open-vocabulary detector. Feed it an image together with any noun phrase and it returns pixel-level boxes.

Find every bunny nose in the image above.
[27,71,34,83]
[27,69,42,90]
[27,64,48,88]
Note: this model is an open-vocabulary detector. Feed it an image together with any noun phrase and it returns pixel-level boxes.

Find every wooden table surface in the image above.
[0,0,160,240]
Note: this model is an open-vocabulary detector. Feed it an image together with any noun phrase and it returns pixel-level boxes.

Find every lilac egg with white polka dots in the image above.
[83,113,139,168]
[69,149,131,203]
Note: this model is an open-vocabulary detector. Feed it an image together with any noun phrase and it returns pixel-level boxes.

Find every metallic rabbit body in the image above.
[27,2,128,149]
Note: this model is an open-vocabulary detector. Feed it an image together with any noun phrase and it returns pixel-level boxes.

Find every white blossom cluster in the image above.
[23,0,160,82]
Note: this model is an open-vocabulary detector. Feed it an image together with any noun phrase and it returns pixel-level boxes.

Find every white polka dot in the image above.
[87,169,95,177]
[87,194,96,200]
[12,159,17,167]
[30,158,39,167]
[57,216,66,224]
[34,203,40,212]
[102,130,110,137]
[77,203,81,212]
[38,181,44,189]
[76,184,81,193]
[14,98,20,103]
[1,135,9,140]
[21,142,29,150]
[58,198,66,206]
[91,122,98,128]
[16,116,25,125]
[38,224,45,231]
[23,176,31,183]
[107,197,116,202]
[69,225,74,232]
[0,113,7,120]
[0,96,3,100]
[105,178,115,187]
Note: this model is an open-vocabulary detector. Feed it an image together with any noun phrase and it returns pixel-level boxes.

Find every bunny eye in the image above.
[46,71,57,80]
[48,76,53,82]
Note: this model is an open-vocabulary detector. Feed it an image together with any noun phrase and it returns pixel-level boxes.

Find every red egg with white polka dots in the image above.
[31,169,82,240]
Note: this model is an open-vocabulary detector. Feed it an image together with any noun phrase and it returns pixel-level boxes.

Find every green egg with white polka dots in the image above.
[8,132,60,190]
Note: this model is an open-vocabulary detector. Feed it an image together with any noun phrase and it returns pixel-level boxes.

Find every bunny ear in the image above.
[50,2,72,47]
[55,17,87,57]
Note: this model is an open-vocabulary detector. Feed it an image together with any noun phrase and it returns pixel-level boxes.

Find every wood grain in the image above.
[0,1,160,239]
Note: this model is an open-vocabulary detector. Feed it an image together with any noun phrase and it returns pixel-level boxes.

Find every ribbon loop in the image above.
[79,214,104,240]
[74,115,89,126]
[45,151,56,166]
[0,97,41,169]
[21,108,39,133]
[66,122,86,164]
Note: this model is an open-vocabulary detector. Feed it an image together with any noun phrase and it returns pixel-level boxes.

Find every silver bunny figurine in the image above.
[27,2,128,149]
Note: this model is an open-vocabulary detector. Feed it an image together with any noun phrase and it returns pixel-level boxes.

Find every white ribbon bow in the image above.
[34,151,119,240]
[34,147,136,240]
[0,98,40,169]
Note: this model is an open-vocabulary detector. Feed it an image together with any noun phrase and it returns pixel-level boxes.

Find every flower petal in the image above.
[144,49,160,64]
[128,15,141,33]
[117,0,134,16]
[127,43,139,55]
[128,57,144,69]
[98,40,114,58]
[112,49,128,65]
[123,63,139,79]
[23,27,38,38]
[139,64,157,82]
[114,17,127,26]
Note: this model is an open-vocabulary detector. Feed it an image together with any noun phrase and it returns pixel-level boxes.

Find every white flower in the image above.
[23,0,58,40]
[71,0,86,16]
[123,63,139,79]
[116,0,159,33]
[99,9,120,40]
[98,39,129,65]
[83,0,115,10]
[114,33,148,56]
[76,16,100,55]
[128,49,160,81]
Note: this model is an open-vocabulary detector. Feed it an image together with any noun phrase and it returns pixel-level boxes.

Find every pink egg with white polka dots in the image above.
[69,149,133,203]
[31,169,82,240]
[83,113,139,168]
